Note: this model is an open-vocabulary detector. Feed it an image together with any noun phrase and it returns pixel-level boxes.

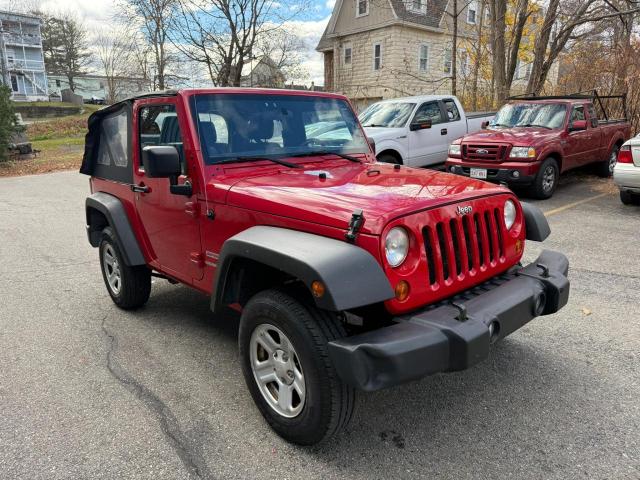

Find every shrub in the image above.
[0,85,21,162]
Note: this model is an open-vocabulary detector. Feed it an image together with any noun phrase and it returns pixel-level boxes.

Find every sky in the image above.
[3,0,336,86]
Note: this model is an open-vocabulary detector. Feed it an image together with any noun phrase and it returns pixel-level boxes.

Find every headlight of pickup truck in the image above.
[510,146,536,158]
[385,227,409,267]
[448,144,461,156]
[504,199,517,230]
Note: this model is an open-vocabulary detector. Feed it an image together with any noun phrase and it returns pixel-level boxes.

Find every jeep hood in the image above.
[217,162,508,235]
[461,127,558,146]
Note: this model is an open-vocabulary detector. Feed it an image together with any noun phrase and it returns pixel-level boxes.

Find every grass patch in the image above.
[27,115,89,141]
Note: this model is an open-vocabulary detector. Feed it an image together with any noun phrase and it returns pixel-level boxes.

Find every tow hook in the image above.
[345,209,365,243]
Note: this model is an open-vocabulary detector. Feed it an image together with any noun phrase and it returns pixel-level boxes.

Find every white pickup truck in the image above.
[359,95,495,167]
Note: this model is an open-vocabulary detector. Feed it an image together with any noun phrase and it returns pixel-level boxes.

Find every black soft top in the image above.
[79,91,178,180]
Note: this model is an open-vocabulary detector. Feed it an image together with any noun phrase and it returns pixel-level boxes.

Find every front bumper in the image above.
[445,158,539,185]
[328,250,570,391]
[613,163,640,192]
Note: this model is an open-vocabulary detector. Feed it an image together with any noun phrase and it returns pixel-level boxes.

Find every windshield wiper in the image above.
[290,151,362,163]
[521,123,552,129]
[490,123,510,127]
[216,156,301,168]
[362,123,386,127]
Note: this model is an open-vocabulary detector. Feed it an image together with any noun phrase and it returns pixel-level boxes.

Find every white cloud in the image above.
[326,0,336,9]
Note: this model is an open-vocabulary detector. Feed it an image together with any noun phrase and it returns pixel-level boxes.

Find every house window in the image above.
[344,45,352,65]
[443,47,452,74]
[10,74,18,92]
[55,79,61,87]
[419,44,429,72]
[356,0,369,17]
[408,0,427,14]
[373,43,382,70]
[467,1,477,24]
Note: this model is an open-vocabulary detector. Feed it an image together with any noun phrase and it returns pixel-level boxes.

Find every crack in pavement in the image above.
[101,314,213,480]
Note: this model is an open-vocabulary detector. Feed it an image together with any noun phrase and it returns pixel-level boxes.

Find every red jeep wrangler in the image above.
[82,89,570,445]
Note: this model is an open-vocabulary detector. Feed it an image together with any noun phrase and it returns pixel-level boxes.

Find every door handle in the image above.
[441,128,448,135]
[131,183,150,193]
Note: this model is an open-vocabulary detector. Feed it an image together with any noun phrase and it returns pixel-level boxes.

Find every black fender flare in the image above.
[85,192,146,266]
[211,226,394,312]
[521,202,551,242]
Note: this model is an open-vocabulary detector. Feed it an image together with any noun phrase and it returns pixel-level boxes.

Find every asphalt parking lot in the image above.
[1,169,638,479]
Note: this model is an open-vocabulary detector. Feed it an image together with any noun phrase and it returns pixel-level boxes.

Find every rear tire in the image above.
[99,227,151,309]
[530,157,559,199]
[238,289,355,445]
[596,145,619,178]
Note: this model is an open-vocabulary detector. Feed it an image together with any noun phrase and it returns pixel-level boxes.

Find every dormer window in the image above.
[356,0,369,17]
[467,1,477,24]
[407,0,427,14]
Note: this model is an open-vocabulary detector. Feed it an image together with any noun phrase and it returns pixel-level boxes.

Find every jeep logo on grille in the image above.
[456,205,473,216]
[475,148,489,154]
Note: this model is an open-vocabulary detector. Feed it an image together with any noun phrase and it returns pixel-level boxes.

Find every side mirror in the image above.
[481,121,490,129]
[570,120,587,132]
[142,145,181,178]
[409,119,432,131]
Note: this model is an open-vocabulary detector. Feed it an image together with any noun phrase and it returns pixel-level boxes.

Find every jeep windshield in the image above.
[489,102,567,129]
[359,102,416,128]
[192,93,370,165]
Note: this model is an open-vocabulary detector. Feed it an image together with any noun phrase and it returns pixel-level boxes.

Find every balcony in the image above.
[3,33,42,46]
[8,59,45,72]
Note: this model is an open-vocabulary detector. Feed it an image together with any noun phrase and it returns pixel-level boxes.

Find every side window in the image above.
[587,104,598,128]
[570,105,585,124]
[442,99,461,122]
[413,101,443,125]
[93,105,132,184]
[139,104,184,171]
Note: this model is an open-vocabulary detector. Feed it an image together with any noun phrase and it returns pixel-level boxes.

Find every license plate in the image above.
[470,168,487,179]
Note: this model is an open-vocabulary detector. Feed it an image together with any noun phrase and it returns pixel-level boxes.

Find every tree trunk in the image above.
[470,0,487,110]
[451,0,458,95]
[490,0,507,103]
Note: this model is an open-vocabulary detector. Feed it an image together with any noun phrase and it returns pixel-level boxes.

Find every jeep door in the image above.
[133,98,204,282]
[407,101,446,167]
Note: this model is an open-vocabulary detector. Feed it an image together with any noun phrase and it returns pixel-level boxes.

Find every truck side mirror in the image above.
[409,119,432,131]
[569,120,587,132]
[142,145,181,178]
[481,121,490,129]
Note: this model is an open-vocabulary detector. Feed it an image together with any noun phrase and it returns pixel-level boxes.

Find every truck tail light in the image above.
[618,145,632,163]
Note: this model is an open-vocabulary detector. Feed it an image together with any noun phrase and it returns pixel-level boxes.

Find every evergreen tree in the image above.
[0,85,20,162]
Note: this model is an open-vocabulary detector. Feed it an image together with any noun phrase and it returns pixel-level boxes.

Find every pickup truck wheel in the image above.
[99,227,151,309]
[238,289,355,445]
[596,145,619,178]
[530,158,559,199]
[377,153,401,165]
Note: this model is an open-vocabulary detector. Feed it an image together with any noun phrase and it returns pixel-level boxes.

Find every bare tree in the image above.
[526,0,640,94]
[40,13,92,92]
[96,29,134,103]
[255,27,309,84]
[171,0,309,87]
[117,0,177,90]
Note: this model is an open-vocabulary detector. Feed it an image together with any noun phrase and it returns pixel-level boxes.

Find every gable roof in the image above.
[317,0,449,51]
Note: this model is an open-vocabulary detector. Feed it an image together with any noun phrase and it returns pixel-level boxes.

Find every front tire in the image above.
[238,289,355,445]
[530,158,559,199]
[99,227,151,309]
[620,189,640,205]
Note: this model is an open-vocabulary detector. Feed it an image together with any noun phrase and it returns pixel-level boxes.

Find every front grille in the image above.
[422,207,505,286]
[462,144,507,161]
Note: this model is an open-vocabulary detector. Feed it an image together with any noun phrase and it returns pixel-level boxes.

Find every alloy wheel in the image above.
[249,323,306,418]
[102,244,122,295]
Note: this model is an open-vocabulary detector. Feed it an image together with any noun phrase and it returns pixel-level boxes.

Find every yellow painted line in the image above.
[543,192,610,217]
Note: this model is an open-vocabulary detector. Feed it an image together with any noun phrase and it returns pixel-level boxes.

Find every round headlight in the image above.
[385,227,409,267]
[504,200,517,230]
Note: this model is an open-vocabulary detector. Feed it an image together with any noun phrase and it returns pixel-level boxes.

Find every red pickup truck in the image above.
[445,96,631,198]
[81,88,569,445]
